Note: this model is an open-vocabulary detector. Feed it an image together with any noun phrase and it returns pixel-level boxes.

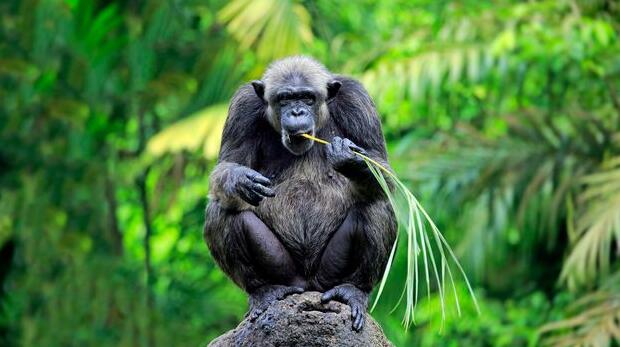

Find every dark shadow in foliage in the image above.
[0,239,15,347]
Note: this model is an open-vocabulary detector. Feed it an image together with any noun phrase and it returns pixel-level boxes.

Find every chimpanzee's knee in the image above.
[237,211,303,287]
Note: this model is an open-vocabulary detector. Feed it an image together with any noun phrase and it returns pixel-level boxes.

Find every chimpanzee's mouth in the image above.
[284,129,312,141]
[282,129,314,155]
[291,130,312,140]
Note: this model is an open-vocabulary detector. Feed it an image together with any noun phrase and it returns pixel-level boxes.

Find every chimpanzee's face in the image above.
[271,85,319,155]
[252,78,340,156]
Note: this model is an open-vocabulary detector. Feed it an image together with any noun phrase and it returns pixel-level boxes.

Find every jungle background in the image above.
[1,0,619,346]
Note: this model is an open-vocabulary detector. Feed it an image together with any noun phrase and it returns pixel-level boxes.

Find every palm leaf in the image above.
[561,158,620,288]
[146,104,228,159]
[539,273,620,347]
[401,111,608,281]
[218,0,313,61]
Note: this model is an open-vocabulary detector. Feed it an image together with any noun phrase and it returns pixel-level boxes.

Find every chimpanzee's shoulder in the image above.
[332,75,372,99]
[329,75,378,117]
[221,83,268,142]
[228,83,266,121]
[327,75,384,151]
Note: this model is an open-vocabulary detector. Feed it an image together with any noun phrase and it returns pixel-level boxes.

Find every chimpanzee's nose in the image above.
[291,107,306,117]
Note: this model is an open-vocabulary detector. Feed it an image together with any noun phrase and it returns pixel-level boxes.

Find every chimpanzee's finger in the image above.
[326,143,334,156]
[321,287,344,303]
[276,286,304,299]
[238,185,262,206]
[252,183,275,197]
[338,138,356,159]
[332,136,343,153]
[246,172,272,186]
[351,305,359,321]
[343,139,366,155]
[353,310,365,331]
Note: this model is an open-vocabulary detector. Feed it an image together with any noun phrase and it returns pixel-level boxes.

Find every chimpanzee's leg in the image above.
[315,210,360,287]
[314,201,397,331]
[204,203,304,320]
[239,211,306,288]
[313,209,368,331]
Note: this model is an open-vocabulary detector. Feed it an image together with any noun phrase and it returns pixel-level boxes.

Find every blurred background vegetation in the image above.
[1,0,619,346]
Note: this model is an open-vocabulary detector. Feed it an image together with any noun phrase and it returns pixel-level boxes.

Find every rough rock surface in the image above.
[208,291,393,347]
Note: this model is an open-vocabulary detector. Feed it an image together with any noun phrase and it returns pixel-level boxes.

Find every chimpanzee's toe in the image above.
[247,285,304,321]
[321,283,368,331]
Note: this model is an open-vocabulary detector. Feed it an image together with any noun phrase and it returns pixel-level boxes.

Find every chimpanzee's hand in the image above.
[326,136,368,177]
[229,166,275,206]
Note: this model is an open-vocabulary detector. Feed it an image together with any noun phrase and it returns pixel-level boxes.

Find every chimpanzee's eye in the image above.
[279,100,288,107]
[304,98,314,106]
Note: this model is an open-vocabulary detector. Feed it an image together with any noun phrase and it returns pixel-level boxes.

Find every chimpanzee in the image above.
[204,56,397,331]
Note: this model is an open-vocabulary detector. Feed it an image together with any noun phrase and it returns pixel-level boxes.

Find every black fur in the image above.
[204,57,397,330]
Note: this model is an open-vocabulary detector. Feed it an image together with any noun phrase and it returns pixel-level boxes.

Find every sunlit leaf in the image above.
[146,104,228,159]
[218,0,313,61]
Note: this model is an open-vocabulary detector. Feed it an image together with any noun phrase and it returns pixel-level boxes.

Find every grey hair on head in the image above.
[262,56,332,101]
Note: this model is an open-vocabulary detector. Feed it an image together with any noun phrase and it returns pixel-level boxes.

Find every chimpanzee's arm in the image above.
[209,85,274,211]
[317,77,399,330]
[205,84,302,311]
[327,77,393,199]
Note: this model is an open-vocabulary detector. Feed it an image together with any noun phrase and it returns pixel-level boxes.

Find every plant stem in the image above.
[300,133,393,176]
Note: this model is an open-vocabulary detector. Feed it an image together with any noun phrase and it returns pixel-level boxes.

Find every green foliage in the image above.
[1,0,619,346]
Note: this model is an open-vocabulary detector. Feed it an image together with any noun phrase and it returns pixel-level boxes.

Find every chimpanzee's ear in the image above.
[327,80,342,100]
[251,80,265,100]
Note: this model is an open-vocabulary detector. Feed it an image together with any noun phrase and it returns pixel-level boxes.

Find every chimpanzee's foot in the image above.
[321,283,368,332]
[247,285,304,321]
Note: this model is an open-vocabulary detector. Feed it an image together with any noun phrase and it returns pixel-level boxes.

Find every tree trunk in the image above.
[208,291,393,347]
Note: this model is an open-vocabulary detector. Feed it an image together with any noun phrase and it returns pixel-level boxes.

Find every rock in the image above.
[208,291,393,347]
